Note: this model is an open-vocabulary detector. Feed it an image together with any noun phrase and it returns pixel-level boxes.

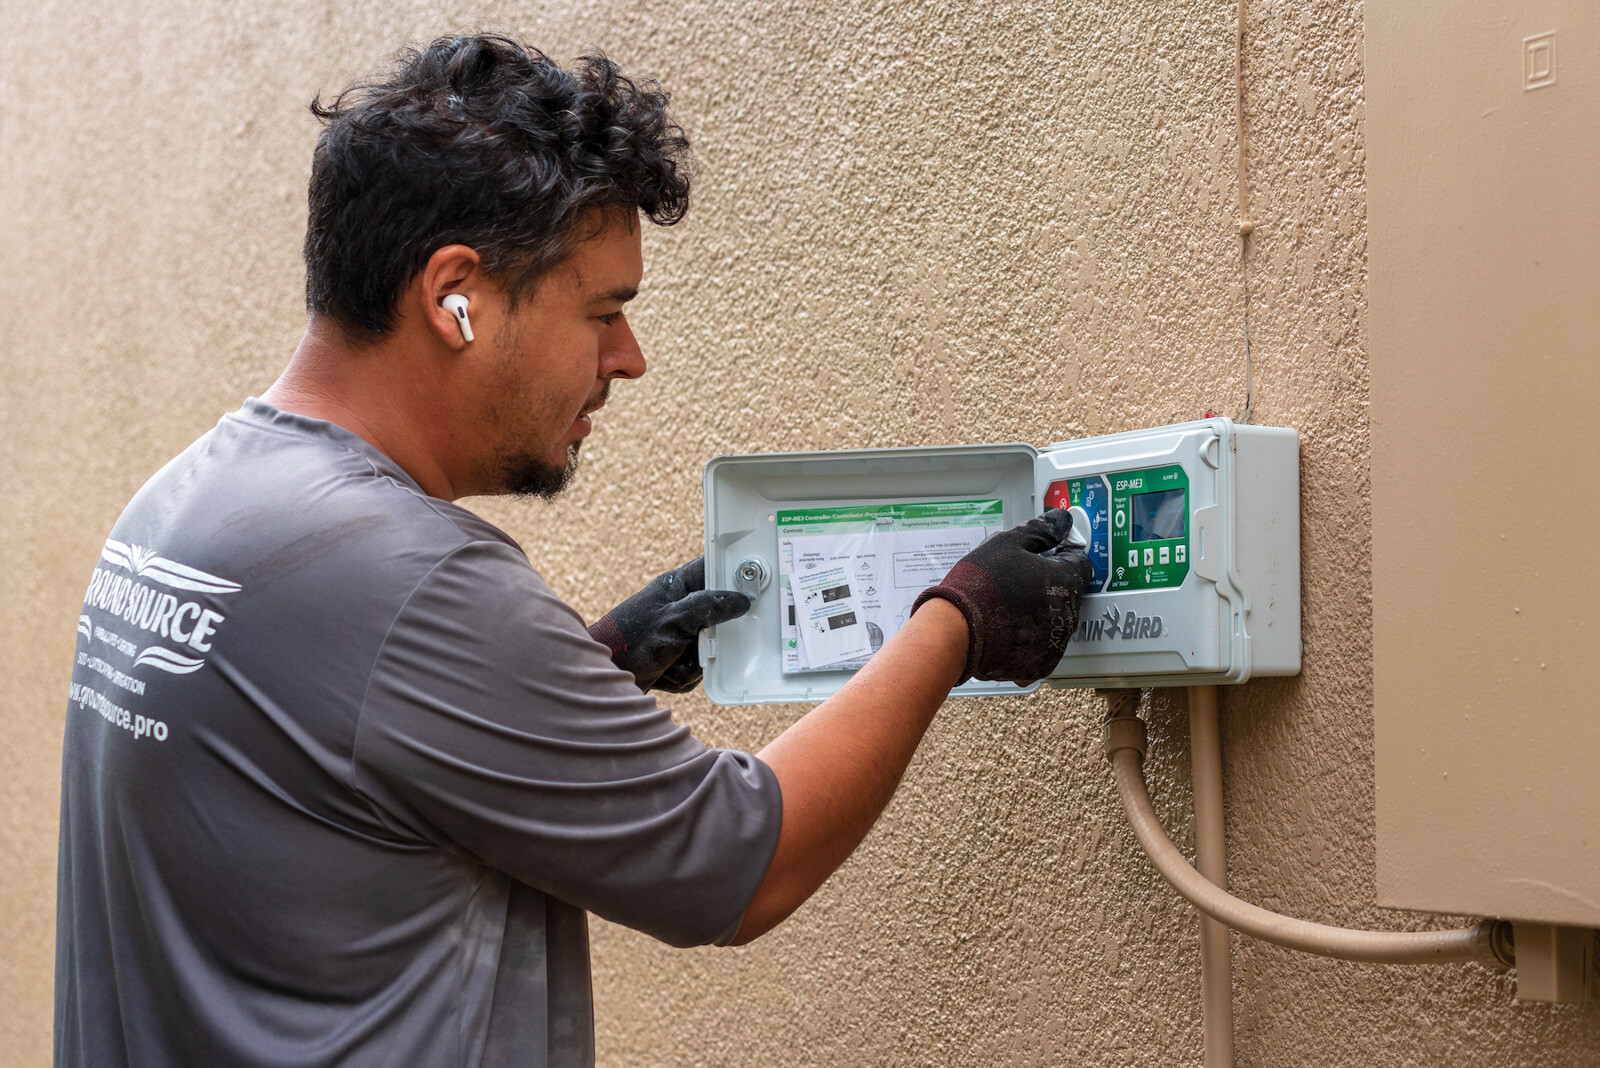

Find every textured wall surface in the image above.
[2,1,1597,1066]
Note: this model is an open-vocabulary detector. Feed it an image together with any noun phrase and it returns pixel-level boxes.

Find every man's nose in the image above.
[602,315,646,380]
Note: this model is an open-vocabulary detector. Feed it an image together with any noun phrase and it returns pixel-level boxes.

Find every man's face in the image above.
[468,214,645,498]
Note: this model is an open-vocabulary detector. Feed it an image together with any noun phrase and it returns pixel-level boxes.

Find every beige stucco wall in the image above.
[1,1,1595,1065]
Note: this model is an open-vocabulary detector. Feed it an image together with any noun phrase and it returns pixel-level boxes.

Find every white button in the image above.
[1175,545,1187,563]
[1143,548,1154,566]
[1065,506,1091,549]
[1128,550,1139,566]
[1158,546,1170,564]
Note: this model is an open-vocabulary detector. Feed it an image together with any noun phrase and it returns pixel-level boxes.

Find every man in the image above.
[55,34,1090,1067]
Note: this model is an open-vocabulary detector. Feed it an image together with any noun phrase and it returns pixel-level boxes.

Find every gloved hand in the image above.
[588,557,752,693]
[910,509,1092,686]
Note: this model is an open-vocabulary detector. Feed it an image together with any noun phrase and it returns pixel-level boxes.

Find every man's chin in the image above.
[503,443,582,501]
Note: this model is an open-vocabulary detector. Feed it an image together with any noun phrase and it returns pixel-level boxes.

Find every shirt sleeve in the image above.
[349,540,782,948]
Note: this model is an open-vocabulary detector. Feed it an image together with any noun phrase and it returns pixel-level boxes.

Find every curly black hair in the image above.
[303,34,691,341]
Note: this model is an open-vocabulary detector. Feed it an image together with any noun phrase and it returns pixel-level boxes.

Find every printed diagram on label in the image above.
[791,561,872,665]
[777,499,1000,673]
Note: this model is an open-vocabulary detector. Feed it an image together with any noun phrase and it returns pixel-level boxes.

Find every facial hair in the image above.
[495,380,609,500]
[503,440,582,501]
[481,308,608,500]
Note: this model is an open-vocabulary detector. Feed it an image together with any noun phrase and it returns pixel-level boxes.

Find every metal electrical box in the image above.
[701,419,1299,705]
[1368,1,1600,933]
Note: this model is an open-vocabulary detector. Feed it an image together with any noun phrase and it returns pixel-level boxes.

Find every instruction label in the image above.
[777,499,1002,673]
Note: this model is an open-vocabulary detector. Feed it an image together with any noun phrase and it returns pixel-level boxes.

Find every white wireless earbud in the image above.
[442,294,474,342]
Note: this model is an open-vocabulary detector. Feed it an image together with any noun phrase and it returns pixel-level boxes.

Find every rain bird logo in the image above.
[1075,604,1165,642]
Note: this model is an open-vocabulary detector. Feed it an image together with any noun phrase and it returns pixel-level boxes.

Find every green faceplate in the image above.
[1107,463,1190,592]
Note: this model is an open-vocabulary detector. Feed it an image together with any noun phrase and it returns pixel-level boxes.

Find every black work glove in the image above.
[588,557,752,693]
[910,509,1092,686]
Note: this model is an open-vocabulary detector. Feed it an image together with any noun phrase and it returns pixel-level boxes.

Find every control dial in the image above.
[1044,476,1110,591]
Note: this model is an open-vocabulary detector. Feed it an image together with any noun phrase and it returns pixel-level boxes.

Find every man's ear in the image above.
[419,245,484,350]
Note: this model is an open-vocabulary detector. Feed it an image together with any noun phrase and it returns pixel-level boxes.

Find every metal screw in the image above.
[734,557,770,595]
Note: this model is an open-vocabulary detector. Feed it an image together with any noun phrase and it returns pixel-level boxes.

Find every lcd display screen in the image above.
[1132,488,1186,542]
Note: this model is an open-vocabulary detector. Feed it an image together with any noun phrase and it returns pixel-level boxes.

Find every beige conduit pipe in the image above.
[1187,686,1236,1068]
[1101,696,1512,967]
